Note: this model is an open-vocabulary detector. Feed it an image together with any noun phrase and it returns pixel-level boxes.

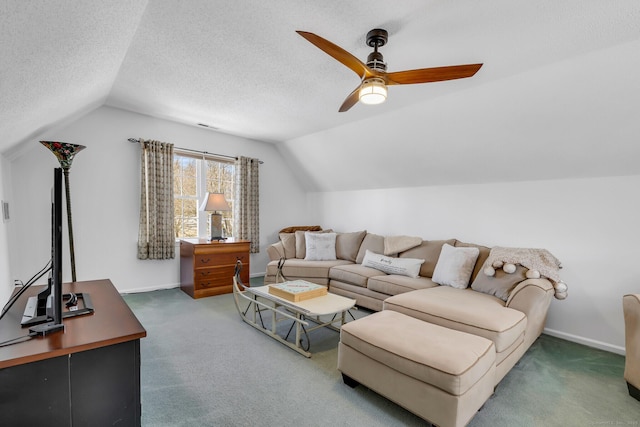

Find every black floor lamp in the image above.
[41,141,86,282]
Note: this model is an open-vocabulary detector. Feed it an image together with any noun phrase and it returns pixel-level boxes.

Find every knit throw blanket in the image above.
[485,246,562,283]
[384,235,423,255]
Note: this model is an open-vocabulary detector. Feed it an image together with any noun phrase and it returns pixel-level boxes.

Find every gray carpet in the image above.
[123,285,640,426]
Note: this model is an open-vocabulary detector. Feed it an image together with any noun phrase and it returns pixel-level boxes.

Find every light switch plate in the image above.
[2,200,9,222]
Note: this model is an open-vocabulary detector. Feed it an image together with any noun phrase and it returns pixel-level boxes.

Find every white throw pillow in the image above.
[304,232,337,261]
[432,244,480,289]
[361,250,424,278]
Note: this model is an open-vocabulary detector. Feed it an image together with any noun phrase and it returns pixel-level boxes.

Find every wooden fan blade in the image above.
[339,86,361,112]
[386,63,483,85]
[297,31,375,79]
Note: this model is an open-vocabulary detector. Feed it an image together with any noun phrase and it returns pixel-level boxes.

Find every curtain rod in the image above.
[127,138,263,164]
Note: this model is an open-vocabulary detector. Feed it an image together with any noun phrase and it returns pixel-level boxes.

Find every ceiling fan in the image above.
[296,29,483,112]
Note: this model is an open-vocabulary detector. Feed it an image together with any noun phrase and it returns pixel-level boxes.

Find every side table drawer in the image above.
[195,252,248,267]
[194,266,235,289]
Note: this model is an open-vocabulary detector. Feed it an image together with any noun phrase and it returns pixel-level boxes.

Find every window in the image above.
[173,151,235,239]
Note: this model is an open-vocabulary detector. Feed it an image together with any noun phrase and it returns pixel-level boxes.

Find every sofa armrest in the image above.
[266,241,286,261]
[505,278,555,349]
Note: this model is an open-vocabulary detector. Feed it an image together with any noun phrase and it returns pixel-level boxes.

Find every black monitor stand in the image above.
[21,281,94,329]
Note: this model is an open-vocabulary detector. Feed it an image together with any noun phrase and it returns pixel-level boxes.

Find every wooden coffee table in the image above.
[233,278,356,357]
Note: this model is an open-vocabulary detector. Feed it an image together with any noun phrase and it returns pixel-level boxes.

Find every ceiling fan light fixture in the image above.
[359,78,387,105]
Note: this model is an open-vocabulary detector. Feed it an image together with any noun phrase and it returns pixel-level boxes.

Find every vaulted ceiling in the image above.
[2,1,639,188]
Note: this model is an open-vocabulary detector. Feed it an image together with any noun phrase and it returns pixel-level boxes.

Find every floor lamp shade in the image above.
[199,192,231,240]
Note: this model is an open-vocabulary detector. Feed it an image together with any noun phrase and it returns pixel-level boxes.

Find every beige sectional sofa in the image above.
[264,228,564,426]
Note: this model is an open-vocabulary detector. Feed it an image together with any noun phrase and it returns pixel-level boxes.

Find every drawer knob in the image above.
[200,258,211,264]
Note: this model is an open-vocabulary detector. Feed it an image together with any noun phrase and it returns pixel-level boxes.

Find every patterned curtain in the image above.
[137,139,175,260]
[234,156,260,253]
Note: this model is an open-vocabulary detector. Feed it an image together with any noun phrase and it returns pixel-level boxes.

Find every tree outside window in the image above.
[173,153,235,239]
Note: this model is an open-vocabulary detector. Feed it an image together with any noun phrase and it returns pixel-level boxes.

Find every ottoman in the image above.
[338,310,496,427]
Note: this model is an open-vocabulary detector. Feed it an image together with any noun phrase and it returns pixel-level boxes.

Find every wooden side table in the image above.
[180,238,251,299]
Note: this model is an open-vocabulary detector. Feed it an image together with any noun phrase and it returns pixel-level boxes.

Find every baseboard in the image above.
[543,328,625,356]
[120,274,265,295]
[120,282,180,295]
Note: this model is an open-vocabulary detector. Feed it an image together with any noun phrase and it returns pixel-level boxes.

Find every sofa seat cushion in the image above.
[367,275,438,296]
[266,259,352,280]
[329,280,390,311]
[329,264,386,288]
[340,310,495,396]
[383,287,526,353]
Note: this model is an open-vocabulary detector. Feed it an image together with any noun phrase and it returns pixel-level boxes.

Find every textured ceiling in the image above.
[1,0,639,155]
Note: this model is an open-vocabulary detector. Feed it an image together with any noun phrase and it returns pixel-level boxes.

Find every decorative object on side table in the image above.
[199,192,230,241]
[40,141,86,282]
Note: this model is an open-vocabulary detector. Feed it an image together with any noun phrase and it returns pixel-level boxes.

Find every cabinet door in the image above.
[0,355,71,427]
[70,340,141,427]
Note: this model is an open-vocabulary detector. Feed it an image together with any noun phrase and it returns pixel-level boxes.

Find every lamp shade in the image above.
[359,78,387,105]
[199,192,231,212]
[40,141,86,169]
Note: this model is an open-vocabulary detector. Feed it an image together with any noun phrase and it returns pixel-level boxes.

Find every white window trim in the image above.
[196,157,207,237]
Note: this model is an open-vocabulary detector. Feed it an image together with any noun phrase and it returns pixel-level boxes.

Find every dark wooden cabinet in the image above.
[180,238,250,298]
[0,279,146,427]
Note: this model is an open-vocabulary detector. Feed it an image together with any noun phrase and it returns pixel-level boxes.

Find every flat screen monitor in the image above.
[22,168,64,335]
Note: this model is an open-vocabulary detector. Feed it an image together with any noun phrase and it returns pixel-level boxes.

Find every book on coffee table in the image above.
[268,280,328,302]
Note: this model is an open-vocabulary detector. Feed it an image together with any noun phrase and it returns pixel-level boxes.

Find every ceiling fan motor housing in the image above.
[367,51,386,72]
[366,29,388,72]
[366,29,388,48]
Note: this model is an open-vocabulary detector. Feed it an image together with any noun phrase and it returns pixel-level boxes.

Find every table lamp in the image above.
[199,192,230,241]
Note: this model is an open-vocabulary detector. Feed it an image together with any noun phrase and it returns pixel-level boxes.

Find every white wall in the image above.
[0,155,13,305]
[309,175,640,354]
[6,106,309,295]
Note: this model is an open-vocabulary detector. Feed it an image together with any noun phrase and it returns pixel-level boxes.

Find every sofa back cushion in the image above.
[356,233,385,264]
[455,240,491,282]
[279,232,297,258]
[336,230,367,262]
[399,239,456,278]
[295,230,308,258]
